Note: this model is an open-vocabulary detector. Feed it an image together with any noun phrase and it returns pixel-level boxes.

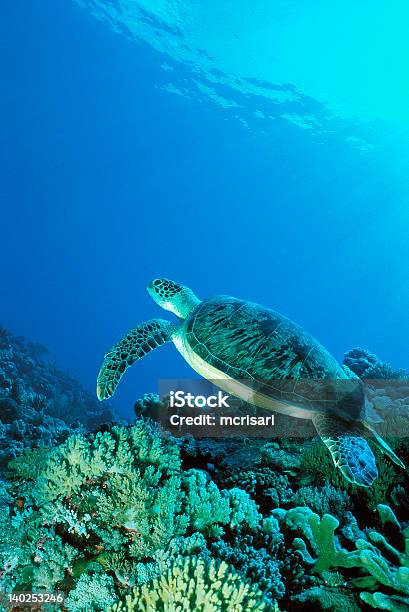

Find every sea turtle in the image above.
[96,278,405,486]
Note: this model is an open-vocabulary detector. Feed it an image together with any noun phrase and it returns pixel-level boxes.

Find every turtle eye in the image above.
[165,281,182,296]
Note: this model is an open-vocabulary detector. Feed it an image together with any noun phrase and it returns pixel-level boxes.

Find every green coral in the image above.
[363,451,405,509]
[211,531,285,602]
[290,585,360,611]
[279,506,362,572]
[356,505,409,611]
[0,500,74,592]
[300,439,354,489]
[64,571,117,611]
[0,506,36,591]
[182,470,261,537]
[276,503,409,610]
[31,422,188,564]
[182,469,231,537]
[291,483,350,519]
[31,535,78,592]
[107,555,275,611]
[0,420,270,604]
[360,591,409,612]
[37,419,181,502]
[8,447,51,480]
[0,423,179,594]
[5,405,407,610]
[223,487,261,531]
[154,533,210,570]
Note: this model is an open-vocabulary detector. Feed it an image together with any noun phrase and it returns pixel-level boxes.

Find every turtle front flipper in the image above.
[97,319,176,400]
[312,413,378,487]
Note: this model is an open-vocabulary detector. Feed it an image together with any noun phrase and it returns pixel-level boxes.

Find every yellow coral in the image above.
[108,555,275,611]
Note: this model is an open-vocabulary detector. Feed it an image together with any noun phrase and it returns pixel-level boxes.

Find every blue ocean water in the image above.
[2,0,409,419]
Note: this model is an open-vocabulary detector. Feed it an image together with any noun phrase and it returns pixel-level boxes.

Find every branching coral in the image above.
[291,483,350,519]
[8,447,51,480]
[221,468,294,509]
[278,506,362,572]
[1,419,273,605]
[182,469,231,537]
[300,439,350,488]
[32,421,190,566]
[64,571,117,611]
[355,504,409,611]
[0,421,187,595]
[107,555,276,611]
[211,530,285,602]
[275,503,409,610]
[223,487,262,531]
[0,500,78,593]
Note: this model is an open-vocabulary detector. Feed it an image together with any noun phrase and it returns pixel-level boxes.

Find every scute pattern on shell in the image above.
[184,296,349,414]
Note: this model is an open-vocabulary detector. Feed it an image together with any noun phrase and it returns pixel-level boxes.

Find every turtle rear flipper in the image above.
[312,413,378,487]
[97,319,176,400]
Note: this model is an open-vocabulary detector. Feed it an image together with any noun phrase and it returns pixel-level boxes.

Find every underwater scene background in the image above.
[1,1,409,610]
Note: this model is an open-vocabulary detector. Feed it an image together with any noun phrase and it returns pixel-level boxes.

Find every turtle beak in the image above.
[147,279,162,303]
[147,279,155,294]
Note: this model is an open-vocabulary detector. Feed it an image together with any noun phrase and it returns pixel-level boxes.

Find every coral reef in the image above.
[290,585,361,611]
[64,572,117,612]
[107,556,275,611]
[0,330,408,610]
[211,521,285,601]
[273,503,409,610]
[344,347,409,380]
[0,418,277,609]
[2,412,406,610]
[0,326,115,470]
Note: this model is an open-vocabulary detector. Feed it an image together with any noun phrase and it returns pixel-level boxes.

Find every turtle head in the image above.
[147,278,200,319]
